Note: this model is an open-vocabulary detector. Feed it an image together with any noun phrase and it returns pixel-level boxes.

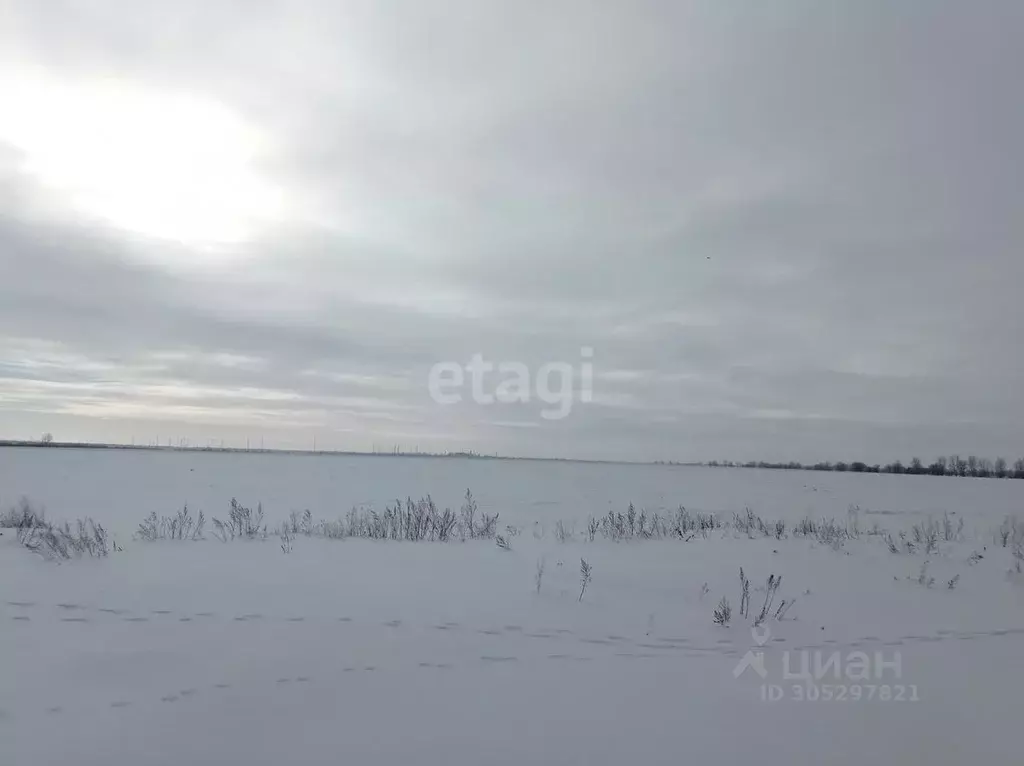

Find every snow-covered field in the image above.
[2,448,1023,765]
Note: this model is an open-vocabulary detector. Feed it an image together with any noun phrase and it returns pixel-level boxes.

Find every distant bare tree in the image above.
[40,432,53,446]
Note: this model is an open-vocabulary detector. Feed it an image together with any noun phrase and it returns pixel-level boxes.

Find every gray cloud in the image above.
[0,1,1022,462]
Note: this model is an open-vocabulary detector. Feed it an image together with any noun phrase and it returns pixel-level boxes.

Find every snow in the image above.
[2,448,1023,764]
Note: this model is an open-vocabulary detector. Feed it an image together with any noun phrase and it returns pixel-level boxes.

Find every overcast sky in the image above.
[1,1,1021,462]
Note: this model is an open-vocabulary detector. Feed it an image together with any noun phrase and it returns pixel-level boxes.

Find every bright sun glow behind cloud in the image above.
[1,74,285,253]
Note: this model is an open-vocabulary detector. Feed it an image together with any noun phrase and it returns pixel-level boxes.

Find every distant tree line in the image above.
[706,455,1024,479]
